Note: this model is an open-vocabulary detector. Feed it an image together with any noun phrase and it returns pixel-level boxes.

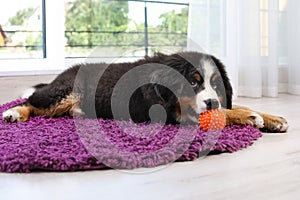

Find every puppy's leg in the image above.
[2,93,83,123]
[224,105,288,133]
[224,106,264,128]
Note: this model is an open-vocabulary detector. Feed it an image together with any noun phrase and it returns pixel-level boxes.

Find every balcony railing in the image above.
[0,30,187,59]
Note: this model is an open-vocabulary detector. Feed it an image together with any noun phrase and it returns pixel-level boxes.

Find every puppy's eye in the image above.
[191,73,201,88]
[191,80,198,88]
[211,74,221,90]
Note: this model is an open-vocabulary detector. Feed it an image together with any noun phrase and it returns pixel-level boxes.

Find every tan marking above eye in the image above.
[211,74,222,82]
[193,73,201,82]
[212,74,219,82]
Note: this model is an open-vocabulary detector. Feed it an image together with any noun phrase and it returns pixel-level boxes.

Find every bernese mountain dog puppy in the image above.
[2,52,288,132]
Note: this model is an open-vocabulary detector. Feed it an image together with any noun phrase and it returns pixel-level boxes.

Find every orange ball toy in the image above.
[199,109,226,131]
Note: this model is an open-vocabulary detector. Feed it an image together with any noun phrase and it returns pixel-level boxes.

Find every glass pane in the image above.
[147,2,189,55]
[0,0,44,59]
[64,0,189,59]
[65,0,145,58]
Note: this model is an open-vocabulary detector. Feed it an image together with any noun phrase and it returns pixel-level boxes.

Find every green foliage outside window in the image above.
[6,0,188,55]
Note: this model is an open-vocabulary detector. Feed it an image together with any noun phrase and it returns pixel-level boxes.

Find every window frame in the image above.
[0,0,66,76]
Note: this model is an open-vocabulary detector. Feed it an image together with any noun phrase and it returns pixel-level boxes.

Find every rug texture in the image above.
[0,99,262,173]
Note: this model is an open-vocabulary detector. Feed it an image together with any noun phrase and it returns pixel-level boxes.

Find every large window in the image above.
[0,0,188,60]
[0,0,188,74]
[0,0,45,59]
[64,0,189,58]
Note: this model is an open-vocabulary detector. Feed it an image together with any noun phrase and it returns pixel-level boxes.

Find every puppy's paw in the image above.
[260,114,288,133]
[248,112,264,128]
[2,108,22,123]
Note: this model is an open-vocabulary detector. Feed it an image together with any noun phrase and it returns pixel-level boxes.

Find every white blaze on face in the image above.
[195,59,220,113]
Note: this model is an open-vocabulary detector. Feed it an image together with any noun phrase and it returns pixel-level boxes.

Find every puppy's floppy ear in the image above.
[210,55,233,109]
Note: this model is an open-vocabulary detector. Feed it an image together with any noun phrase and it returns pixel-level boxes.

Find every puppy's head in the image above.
[152,52,232,123]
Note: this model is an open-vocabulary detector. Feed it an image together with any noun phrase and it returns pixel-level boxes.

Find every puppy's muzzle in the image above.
[204,99,220,110]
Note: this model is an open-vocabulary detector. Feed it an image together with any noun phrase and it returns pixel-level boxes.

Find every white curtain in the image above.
[288,0,300,94]
[188,0,300,97]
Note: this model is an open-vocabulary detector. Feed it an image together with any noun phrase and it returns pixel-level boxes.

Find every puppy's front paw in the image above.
[260,114,288,133]
[2,109,22,123]
[248,112,264,128]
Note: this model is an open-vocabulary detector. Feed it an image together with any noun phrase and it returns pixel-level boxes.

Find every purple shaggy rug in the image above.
[0,99,262,173]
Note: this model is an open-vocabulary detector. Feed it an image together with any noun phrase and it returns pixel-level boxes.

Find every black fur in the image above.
[26,52,233,124]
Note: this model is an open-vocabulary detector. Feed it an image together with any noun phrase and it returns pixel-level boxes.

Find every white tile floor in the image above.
[0,75,300,200]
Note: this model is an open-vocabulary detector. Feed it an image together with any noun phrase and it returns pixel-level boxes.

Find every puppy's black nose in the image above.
[204,99,220,110]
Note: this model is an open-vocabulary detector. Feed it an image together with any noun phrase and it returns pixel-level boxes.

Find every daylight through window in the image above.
[0,0,44,59]
[64,0,189,58]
